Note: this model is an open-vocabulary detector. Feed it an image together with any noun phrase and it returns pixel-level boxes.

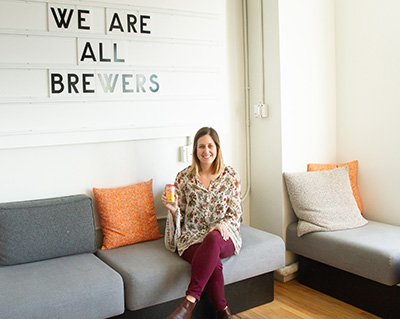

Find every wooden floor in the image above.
[233,280,381,319]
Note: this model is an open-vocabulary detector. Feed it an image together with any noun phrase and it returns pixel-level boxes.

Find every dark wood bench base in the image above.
[298,256,400,319]
[113,272,274,319]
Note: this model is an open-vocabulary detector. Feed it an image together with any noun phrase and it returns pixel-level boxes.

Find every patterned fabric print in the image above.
[307,160,363,214]
[93,179,162,250]
[166,166,243,256]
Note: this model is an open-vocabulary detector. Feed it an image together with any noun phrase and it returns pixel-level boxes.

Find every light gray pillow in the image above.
[283,166,367,237]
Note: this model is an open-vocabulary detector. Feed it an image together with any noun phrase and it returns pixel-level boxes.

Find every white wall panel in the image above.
[0,69,47,98]
[0,35,76,65]
[0,1,46,31]
[149,12,220,41]
[0,0,224,148]
[87,0,222,15]
[0,99,220,134]
[0,35,219,68]
[124,42,219,69]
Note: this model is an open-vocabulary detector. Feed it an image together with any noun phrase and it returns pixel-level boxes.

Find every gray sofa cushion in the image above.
[97,224,285,311]
[0,194,96,265]
[0,253,124,319]
[286,220,400,286]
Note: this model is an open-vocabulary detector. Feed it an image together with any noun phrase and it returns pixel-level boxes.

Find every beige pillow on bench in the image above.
[284,166,367,237]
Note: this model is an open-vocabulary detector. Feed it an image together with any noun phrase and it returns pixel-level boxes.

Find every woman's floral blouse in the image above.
[165,165,242,256]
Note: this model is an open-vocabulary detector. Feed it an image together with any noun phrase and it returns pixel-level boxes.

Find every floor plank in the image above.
[233,280,381,319]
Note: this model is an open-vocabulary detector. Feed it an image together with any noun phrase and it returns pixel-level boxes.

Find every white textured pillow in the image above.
[283,166,367,237]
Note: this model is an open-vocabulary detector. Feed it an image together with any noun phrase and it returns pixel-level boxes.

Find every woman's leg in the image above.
[181,231,235,310]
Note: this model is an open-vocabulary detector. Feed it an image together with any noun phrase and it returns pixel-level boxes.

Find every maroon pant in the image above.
[181,231,235,311]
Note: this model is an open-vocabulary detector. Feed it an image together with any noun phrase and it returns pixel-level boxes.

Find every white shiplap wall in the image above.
[0,0,226,149]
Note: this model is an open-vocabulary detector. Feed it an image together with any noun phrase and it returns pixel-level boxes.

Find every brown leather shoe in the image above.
[217,306,233,319]
[166,297,196,319]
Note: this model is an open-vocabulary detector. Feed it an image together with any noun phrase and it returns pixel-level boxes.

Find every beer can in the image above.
[165,184,176,204]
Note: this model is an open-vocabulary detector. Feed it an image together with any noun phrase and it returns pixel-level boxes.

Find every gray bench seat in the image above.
[286,220,400,286]
[97,223,285,313]
[287,220,400,318]
[0,251,124,319]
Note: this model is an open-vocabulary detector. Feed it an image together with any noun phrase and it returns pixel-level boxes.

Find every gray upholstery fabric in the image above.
[286,220,400,286]
[0,194,96,265]
[97,224,285,311]
[0,253,124,319]
[283,167,367,236]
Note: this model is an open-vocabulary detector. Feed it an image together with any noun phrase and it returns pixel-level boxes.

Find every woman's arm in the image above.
[161,170,186,220]
[163,170,187,251]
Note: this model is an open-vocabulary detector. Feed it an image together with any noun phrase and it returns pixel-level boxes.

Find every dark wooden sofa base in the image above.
[113,272,274,319]
[298,256,400,319]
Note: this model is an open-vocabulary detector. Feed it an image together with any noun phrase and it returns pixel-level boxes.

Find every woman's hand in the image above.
[209,224,229,241]
[161,192,178,217]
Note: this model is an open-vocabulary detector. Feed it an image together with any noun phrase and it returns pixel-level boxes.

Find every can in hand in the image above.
[165,184,176,204]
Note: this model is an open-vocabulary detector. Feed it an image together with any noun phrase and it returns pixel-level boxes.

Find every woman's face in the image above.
[196,134,217,168]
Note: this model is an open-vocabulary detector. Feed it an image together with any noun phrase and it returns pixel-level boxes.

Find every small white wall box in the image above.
[254,103,269,118]
[179,145,192,162]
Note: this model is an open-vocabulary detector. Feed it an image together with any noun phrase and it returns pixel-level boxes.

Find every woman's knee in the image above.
[204,230,224,246]
[201,231,234,258]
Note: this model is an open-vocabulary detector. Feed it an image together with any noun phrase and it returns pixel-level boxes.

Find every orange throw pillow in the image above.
[93,179,162,250]
[307,160,363,214]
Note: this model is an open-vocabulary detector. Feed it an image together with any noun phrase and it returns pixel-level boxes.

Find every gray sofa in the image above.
[0,195,124,319]
[97,221,285,318]
[286,220,400,319]
[0,194,285,319]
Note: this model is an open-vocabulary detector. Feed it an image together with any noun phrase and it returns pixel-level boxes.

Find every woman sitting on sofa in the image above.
[162,127,243,319]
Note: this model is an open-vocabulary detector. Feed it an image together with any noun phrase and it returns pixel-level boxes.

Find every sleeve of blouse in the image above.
[164,171,185,252]
[164,208,181,252]
[220,169,243,243]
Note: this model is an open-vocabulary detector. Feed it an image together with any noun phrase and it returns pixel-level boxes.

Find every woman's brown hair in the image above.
[189,127,224,177]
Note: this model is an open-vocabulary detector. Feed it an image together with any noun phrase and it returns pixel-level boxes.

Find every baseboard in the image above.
[113,272,274,319]
[298,256,400,319]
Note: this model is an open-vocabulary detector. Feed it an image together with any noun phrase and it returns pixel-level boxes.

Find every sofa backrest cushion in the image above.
[0,194,96,266]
